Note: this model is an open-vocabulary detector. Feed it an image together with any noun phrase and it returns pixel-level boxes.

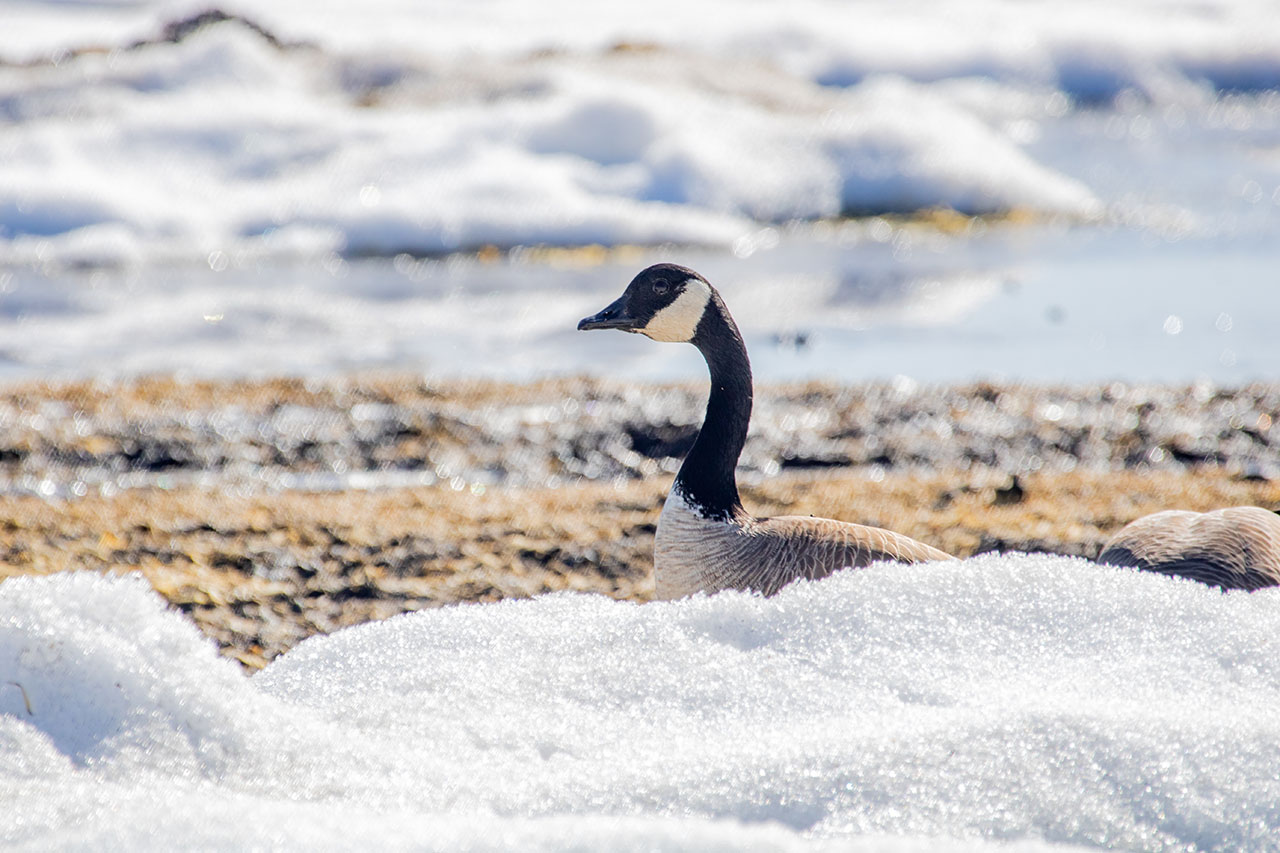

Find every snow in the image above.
[7,0,1280,100]
[3,556,1280,850]
[0,0,1278,384]
[2,2,1277,270]
[0,21,1100,268]
[6,0,1279,268]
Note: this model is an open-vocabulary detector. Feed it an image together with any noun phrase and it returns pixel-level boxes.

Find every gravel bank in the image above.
[2,375,1277,668]
[3,375,1278,496]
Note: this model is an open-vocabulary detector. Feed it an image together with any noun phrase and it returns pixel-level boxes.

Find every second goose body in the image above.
[1097,506,1280,591]
[579,263,952,599]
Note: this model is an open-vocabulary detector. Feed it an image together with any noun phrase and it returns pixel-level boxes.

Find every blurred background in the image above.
[2,0,1279,385]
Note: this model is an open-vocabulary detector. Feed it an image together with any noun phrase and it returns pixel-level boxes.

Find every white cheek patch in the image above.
[641,279,711,343]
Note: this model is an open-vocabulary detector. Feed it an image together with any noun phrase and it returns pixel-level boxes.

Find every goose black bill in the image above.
[578,297,638,332]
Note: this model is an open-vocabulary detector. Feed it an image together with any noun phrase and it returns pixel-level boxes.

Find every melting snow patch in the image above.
[0,20,1105,269]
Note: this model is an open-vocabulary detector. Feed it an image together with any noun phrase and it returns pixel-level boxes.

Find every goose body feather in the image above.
[656,486,953,599]
[1098,506,1280,591]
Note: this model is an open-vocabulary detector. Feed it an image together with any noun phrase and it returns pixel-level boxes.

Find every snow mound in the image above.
[0,20,1099,269]
[0,572,299,778]
[10,1,1280,102]
[3,554,1279,850]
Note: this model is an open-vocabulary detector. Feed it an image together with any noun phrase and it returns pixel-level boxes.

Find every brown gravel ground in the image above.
[2,374,1278,669]
[3,468,1277,669]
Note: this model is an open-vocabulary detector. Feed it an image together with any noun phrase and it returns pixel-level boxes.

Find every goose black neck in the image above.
[674,296,752,520]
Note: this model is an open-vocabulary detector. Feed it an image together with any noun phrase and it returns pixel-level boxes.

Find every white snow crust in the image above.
[3,555,1279,850]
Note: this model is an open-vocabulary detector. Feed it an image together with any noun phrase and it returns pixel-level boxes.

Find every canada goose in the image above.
[578,263,953,599]
[1097,506,1280,591]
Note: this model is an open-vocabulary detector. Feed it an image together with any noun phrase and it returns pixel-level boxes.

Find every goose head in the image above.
[578,263,715,344]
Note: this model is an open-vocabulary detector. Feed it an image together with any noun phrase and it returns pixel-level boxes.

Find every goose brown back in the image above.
[1098,506,1280,591]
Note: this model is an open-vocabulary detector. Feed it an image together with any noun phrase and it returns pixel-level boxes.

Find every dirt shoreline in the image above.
[2,375,1278,668]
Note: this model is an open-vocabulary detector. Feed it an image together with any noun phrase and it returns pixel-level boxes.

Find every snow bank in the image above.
[0,9,1105,268]
[8,1,1280,101]
[5,1,1280,268]
[3,555,1279,850]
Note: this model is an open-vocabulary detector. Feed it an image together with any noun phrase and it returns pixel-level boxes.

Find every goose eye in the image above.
[653,280,670,295]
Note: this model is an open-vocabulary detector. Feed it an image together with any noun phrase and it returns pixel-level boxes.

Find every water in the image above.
[2,223,1277,385]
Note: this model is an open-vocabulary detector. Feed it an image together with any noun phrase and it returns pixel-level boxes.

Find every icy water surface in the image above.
[2,224,1277,385]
